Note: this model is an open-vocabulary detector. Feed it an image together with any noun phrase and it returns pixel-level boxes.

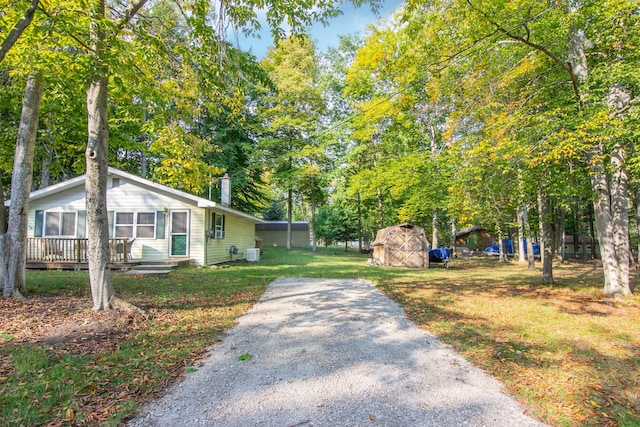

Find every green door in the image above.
[170,210,189,256]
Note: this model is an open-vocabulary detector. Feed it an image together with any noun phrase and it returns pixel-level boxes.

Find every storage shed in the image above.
[372,222,430,268]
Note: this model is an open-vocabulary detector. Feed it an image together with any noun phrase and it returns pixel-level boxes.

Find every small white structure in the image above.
[15,167,262,266]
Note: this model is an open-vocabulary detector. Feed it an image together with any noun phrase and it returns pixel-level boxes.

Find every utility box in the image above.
[246,248,260,262]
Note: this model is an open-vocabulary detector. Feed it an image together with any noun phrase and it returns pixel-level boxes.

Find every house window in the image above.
[115,212,134,238]
[44,212,76,237]
[212,212,225,239]
[136,212,156,238]
[115,212,156,239]
[112,178,120,188]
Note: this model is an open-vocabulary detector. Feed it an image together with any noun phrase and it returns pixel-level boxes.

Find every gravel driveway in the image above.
[128,278,547,426]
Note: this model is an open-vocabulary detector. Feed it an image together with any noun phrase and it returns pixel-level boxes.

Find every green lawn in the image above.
[0,246,638,426]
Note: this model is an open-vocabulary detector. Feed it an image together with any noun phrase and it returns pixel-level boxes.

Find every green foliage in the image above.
[315,204,359,245]
[263,200,286,220]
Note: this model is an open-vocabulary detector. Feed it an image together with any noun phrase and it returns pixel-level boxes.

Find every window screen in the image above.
[136,212,156,238]
[115,212,134,238]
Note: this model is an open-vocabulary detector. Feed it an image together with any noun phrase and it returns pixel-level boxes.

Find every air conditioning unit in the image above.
[246,248,260,262]
[215,230,225,239]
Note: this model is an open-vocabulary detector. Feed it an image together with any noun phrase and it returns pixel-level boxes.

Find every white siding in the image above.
[26,185,86,238]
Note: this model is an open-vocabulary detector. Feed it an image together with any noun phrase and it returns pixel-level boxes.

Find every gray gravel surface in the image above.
[128,277,547,427]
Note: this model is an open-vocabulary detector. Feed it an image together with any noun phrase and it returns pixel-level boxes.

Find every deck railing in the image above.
[26,238,132,263]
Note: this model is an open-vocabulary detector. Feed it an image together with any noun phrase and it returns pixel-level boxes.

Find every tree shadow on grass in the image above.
[378,281,640,426]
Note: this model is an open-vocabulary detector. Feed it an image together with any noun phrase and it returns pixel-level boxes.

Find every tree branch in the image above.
[116,0,151,30]
[465,0,582,105]
[0,0,39,63]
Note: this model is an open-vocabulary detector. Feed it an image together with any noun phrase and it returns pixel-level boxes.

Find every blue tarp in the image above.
[429,247,451,262]
[484,239,540,256]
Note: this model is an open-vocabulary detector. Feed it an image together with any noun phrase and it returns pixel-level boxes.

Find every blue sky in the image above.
[231,0,404,59]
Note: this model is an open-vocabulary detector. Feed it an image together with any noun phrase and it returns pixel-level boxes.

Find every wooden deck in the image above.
[26,237,136,270]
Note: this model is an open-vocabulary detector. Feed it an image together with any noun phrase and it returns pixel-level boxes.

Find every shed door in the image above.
[170,210,189,256]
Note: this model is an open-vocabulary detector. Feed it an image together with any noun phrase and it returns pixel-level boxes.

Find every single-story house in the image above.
[563,235,600,259]
[7,167,262,267]
[255,221,310,248]
[455,226,494,251]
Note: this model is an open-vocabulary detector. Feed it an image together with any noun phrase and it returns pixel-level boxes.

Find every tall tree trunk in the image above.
[588,207,596,260]
[631,187,640,265]
[311,182,316,254]
[376,187,384,228]
[1,74,44,298]
[588,145,631,298]
[521,204,536,271]
[496,224,506,262]
[86,0,113,311]
[40,145,53,188]
[0,171,5,296]
[0,170,6,233]
[555,206,565,262]
[573,207,580,259]
[140,107,148,178]
[610,144,630,293]
[86,74,113,311]
[450,218,457,258]
[40,112,54,189]
[286,189,292,251]
[431,208,438,248]
[538,189,554,284]
[517,206,526,263]
[357,192,363,253]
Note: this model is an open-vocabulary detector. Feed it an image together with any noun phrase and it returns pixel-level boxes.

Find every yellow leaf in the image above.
[65,408,74,421]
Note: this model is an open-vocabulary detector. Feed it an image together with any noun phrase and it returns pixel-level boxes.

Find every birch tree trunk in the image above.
[450,218,457,258]
[517,206,526,263]
[431,208,438,248]
[1,74,44,298]
[522,204,536,271]
[555,207,565,262]
[311,184,317,254]
[496,224,506,262]
[286,189,292,251]
[538,190,554,284]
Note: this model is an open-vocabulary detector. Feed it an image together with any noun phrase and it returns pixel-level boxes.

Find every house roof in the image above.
[455,225,486,237]
[6,167,263,223]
